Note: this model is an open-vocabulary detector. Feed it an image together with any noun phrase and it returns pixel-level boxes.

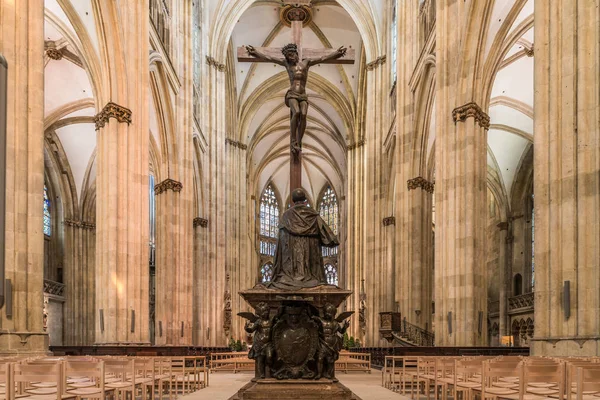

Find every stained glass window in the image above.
[325,264,338,286]
[261,263,274,283]
[260,185,279,238]
[43,185,51,237]
[391,1,398,82]
[319,186,339,257]
[260,184,279,256]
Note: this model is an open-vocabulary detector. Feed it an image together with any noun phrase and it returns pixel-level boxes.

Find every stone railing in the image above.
[150,0,171,56]
[398,319,435,347]
[508,292,534,312]
[379,312,434,347]
[43,279,65,297]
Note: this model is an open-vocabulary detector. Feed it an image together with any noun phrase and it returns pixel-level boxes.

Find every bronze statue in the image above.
[239,302,275,380]
[245,43,347,153]
[313,303,353,381]
[268,188,339,290]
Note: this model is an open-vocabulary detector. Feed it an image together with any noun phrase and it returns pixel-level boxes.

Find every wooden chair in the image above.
[566,362,598,400]
[104,359,135,400]
[132,358,155,400]
[480,360,522,400]
[517,362,564,400]
[454,359,484,400]
[576,367,600,400]
[12,362,77,400]
[434,358,458,400]
[63,360,115,400]
[412,357,437,400]
[152,358,172,400]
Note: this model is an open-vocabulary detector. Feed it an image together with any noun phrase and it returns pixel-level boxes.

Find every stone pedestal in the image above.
[235,285,357,398]
[230,380,355,400]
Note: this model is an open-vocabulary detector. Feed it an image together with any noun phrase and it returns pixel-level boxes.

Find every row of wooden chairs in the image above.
[0,355,208,400]
[210,351,372,374]
[383,356,600,400]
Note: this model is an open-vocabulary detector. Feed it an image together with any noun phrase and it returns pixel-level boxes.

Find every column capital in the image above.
[94,102,132,130]
[64,219,96,230]
[225,138,248,150]
[366,55,386,71]
[382,216,396,226]
[452,102,490,129]
[407,177,435,193]
[154,178,183,195]
[193,217,208,228]
[347,139,365,151]
[206,56,226,72]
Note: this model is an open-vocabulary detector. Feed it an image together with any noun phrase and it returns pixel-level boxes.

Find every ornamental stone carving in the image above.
[225,138,248,150]
[452,102,490,130]
[46,48,63,60]
[347,139,365,151]
[280,4,313,27]
[193,217,208,228]
[94,102,132,130]
[366,55,386,71]
[206,56,226,72]
[224,274,232,336]
[154,178,183,195]
[407,177,435,193]
[382,216,395,226]
[64,219,96,230]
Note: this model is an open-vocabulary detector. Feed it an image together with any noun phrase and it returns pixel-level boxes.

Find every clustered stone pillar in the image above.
[154,179,193,345]
[64,221,95,345]
[94,1,150,345]
[532,0,600,356]
[346,53,392,346]
[0,0,48,354]
[434,0,489,347]
[393,0,434,333]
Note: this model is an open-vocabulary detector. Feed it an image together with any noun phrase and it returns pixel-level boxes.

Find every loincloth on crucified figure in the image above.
[284,89,308,107]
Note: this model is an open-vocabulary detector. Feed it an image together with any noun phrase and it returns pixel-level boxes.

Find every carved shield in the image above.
[272,313,319,371]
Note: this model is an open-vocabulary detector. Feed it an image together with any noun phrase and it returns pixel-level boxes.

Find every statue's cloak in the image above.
[269,204,339,290]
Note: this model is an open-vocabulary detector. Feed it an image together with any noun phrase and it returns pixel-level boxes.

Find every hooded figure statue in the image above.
[268,188,339,290]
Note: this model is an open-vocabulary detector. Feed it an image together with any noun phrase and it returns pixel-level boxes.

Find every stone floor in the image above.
[181,370,409,400]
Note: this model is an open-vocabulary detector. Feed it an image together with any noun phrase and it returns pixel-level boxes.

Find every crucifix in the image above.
[238,0,355,199]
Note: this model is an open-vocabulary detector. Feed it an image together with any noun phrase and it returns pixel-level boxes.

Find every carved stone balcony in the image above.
[379,312,435,347]
[508,292,534,314]
[43,279,65,297]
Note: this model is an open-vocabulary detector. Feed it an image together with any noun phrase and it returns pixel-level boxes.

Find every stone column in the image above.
[0,0,48,354]
[434,0,489,346]
[193,217,208,345]
[154,179,193,345]
[532,0,600,356]
[63,221,95,345]
[94,0,150,345]
[393,0,434,332]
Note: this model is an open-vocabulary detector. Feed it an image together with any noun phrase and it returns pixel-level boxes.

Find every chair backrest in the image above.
[482,360,522,400]
[455,359,483,385]
[436,358,456,379]
[576,367,600,400]
[64,360,105,392]
[523,362,564,400]
[104,359,135,384]
[13,362,64,400]
[133,357,155,378]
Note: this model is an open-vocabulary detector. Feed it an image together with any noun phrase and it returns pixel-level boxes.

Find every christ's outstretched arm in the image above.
[307,46,347,66]
[245,45,286,66]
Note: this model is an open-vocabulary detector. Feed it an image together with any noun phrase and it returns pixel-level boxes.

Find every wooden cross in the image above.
[237,0,355,199]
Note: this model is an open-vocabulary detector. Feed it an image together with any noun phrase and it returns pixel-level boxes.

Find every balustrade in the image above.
[508,292,534,311]
[43,279,65,297]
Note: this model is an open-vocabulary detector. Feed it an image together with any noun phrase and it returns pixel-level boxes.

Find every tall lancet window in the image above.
[319,186,339,257]
[43,184,51,237]
[391,0,398,82]
[259,184,279,257]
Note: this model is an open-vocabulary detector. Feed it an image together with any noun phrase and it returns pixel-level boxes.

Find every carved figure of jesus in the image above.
[245,43,347,153]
